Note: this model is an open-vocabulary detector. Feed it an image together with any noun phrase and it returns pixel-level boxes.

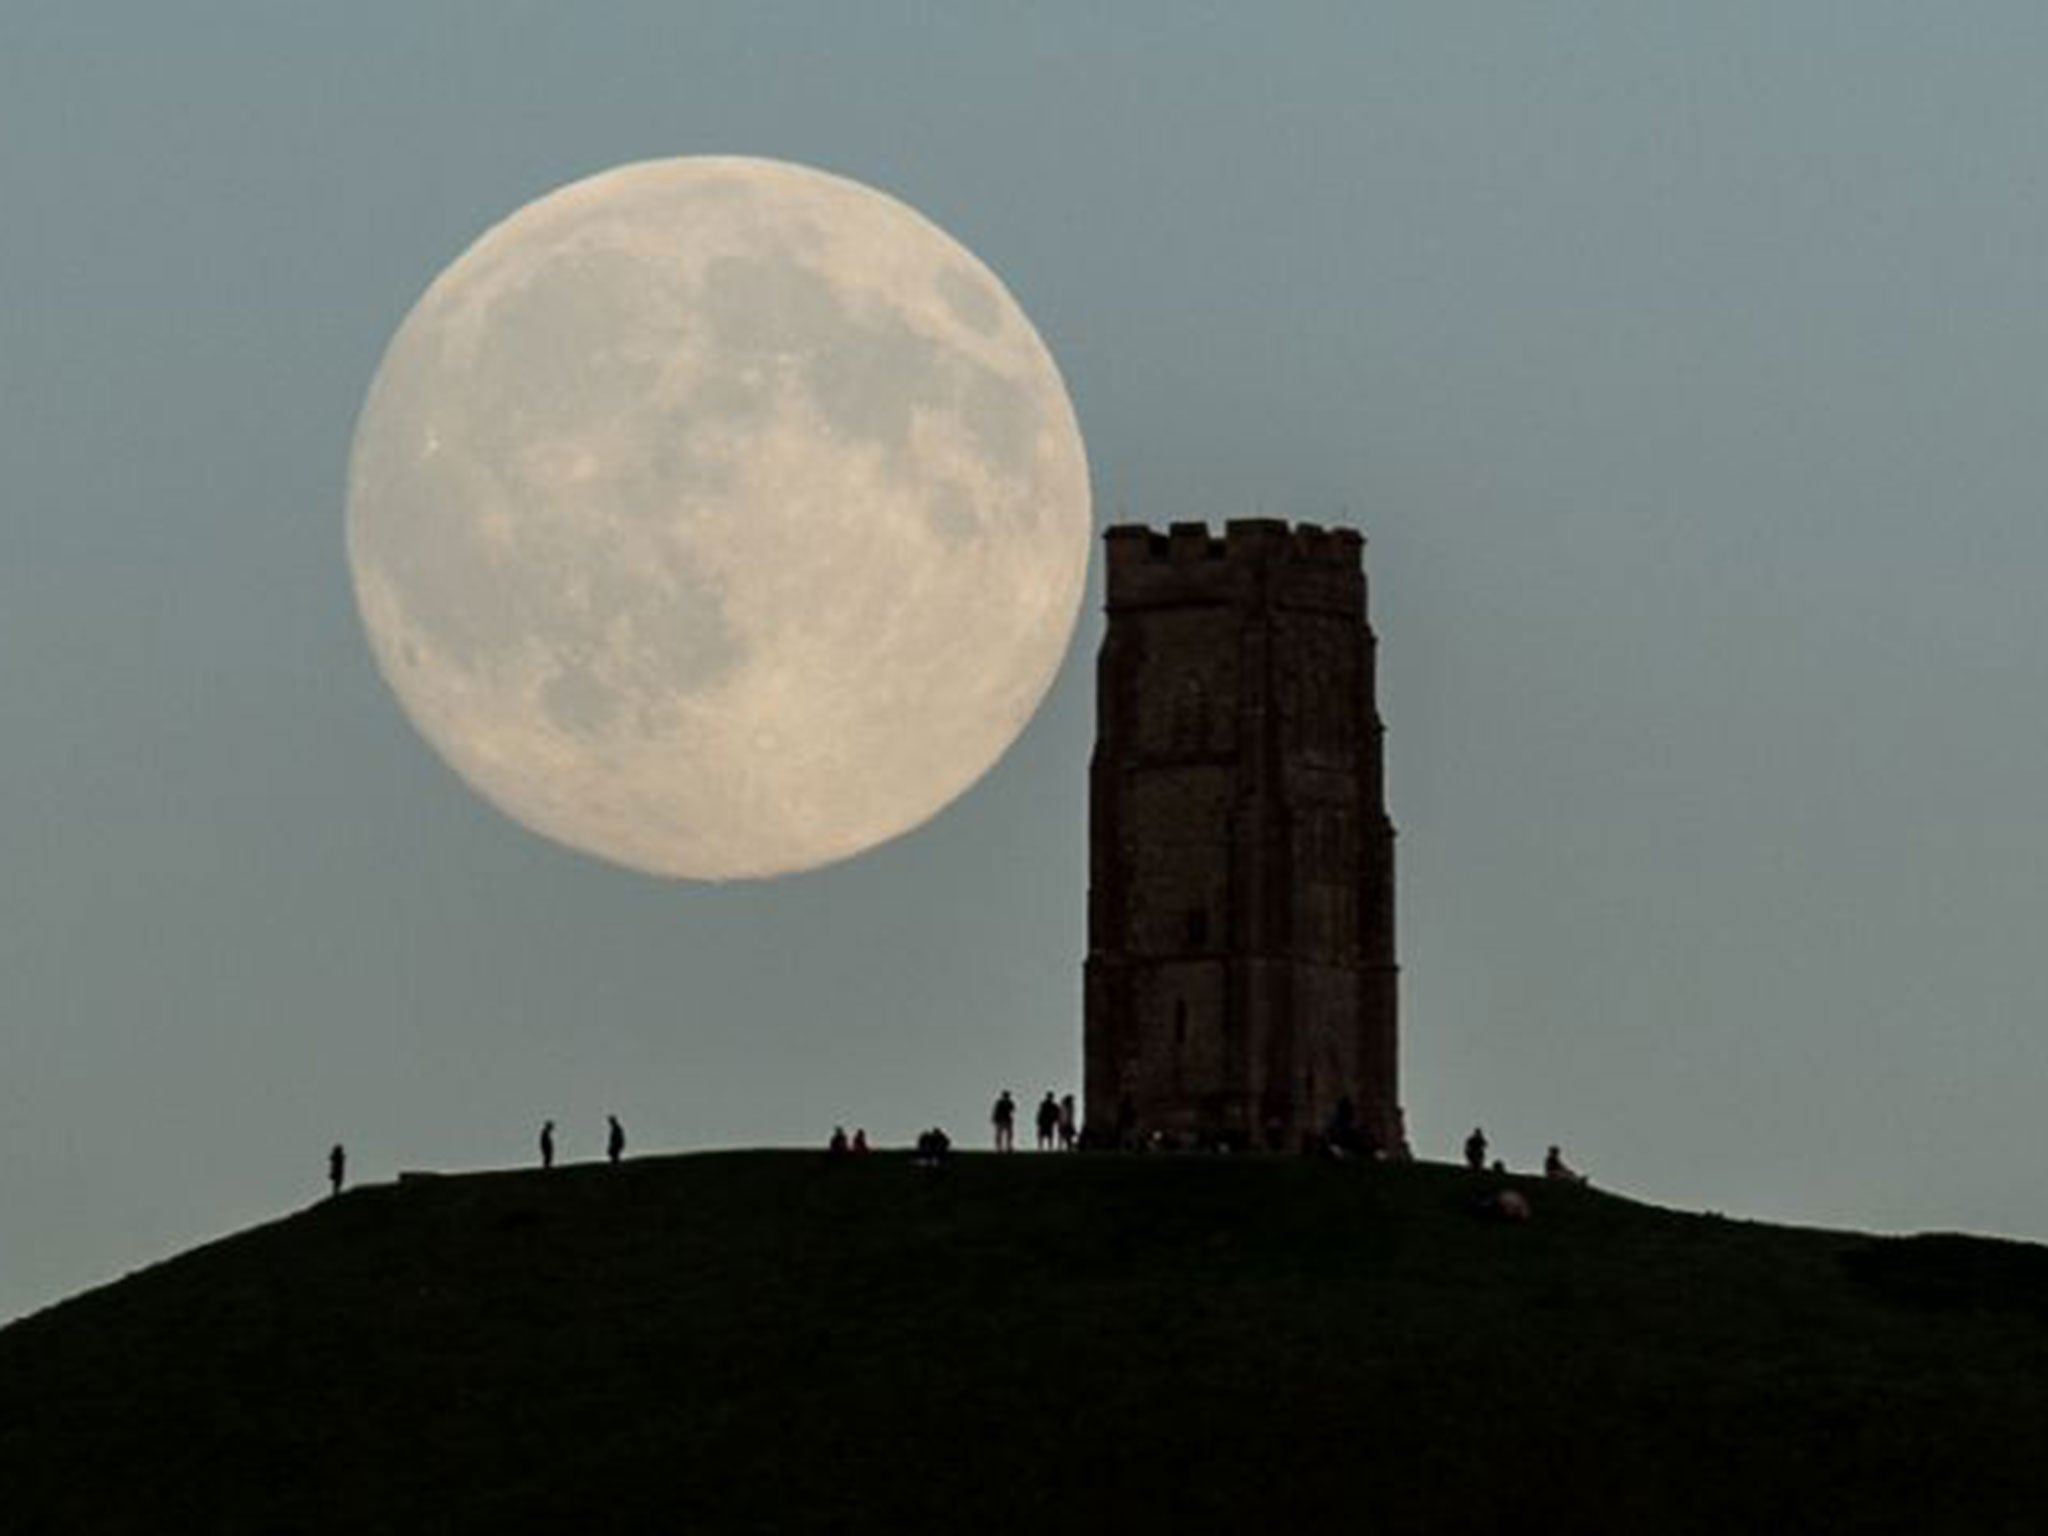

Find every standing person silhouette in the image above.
[327,1143,345,1198]
[992,1090,1016,1152]
[539,1120,556,1170]
[1036,1091,1059,1150]
[1464,1127,1488,1172]
[607,1114,626,1165]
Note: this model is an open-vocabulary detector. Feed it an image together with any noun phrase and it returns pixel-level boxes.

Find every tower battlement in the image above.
[1085,518,1401,1154]
[1103,520,1367,616]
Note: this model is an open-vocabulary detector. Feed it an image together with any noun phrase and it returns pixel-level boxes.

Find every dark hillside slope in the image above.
[2,1152,2044,1534]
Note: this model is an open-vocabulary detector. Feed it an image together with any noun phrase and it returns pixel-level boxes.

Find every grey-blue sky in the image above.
[3,3,2045,1320]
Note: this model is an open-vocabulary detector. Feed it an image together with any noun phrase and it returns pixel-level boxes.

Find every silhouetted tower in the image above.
[1084,520,1401,1152]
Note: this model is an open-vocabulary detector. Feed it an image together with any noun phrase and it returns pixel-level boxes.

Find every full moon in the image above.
[347,158,1091,879]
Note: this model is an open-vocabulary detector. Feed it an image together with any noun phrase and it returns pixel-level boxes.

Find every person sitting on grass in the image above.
[1544,1144,1589,1185]
[915,1127,952,1168]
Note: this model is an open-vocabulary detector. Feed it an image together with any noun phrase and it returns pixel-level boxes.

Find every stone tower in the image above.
[1084,519,1401,1152]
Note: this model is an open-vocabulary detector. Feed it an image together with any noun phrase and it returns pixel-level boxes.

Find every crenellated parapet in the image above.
[1103,519,1367,617]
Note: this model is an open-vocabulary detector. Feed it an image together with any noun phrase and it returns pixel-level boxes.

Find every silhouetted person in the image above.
[1035,1091,1059,1150]
[1058,1093,1077,1151]
[1464,1127,1488,1172]
[851,1128,870,1155]
[828,1125,849,1156]
[607,1114,626,1165]
[540,1119,556,1170]
[992,1090,1016,1152]
[1544,1144,1588,1185]
[327,1143,345,1198]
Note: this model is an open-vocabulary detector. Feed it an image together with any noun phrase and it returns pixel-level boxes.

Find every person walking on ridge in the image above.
[607,1114,626,1165]
[539,1119,556,1170]
[327,1143,345,1198]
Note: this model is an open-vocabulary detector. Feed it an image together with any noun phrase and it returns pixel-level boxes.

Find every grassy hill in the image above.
[3,1151,2045,1533]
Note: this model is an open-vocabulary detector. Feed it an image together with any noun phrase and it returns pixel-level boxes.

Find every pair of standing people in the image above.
[536,1115,627,1168]
[1035,1091,1078,1150]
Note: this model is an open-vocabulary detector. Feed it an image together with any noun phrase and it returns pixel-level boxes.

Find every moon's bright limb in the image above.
[347,158,1091,879]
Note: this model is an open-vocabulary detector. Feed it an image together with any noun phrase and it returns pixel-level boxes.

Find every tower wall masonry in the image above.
[1085,519,1402,1153]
